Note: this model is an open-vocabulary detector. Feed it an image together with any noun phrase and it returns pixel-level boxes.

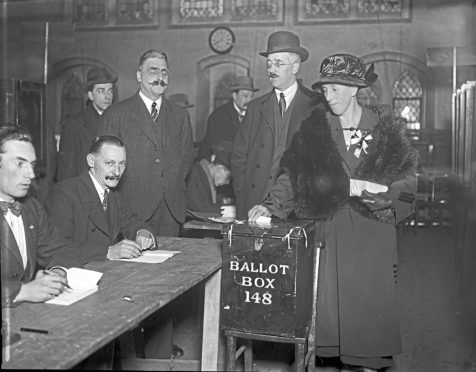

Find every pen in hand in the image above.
[43,270,72,289]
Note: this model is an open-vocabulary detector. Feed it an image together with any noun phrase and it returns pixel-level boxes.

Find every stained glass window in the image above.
[392,70,423,130]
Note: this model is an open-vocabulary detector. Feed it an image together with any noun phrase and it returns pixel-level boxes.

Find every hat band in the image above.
[320,72,366,83]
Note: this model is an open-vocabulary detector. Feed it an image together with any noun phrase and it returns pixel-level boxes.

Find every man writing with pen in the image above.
[1,124,81,306]
[44,135,155,264]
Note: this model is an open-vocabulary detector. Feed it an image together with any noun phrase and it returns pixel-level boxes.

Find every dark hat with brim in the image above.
[211,140,232,169]
[259,31,309,62]
[86,67,117,91]
[311,54,378,90]
[230,76,259,92]
[169,93,194,109]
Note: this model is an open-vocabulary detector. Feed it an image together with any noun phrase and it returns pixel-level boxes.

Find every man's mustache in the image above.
[105,175,120,180]
[269,73,279,78]
[151,80,168,87]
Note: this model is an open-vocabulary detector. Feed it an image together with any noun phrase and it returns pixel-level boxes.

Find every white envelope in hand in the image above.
[349,179,388,197]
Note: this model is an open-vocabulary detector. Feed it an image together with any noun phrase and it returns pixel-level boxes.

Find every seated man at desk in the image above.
[1,124,80,307]
[44,135,182,360]
[44,135,155,264]
[186,140,232,213]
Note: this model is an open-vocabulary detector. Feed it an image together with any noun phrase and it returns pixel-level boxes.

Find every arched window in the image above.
[357,80,381,106]
[392,70,423,130]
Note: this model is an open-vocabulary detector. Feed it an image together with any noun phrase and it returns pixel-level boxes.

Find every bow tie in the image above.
[0,200,22,217]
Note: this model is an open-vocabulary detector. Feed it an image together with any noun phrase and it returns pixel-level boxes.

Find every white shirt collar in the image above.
[275,81,298,106]
[89,171,109,202]
[139,91,162,113]
[233,102,246,117]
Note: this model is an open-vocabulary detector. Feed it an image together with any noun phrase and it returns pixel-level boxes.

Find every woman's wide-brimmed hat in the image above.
[169,93,194,109]
[259,31,309,62]
[85,67,117,91]
[230,76,259,92]
[311,54,378,90]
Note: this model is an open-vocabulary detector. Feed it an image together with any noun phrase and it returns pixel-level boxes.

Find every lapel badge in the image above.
[29,225,34,230]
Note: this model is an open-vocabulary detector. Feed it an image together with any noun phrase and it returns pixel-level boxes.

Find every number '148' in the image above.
[244,291,272,305]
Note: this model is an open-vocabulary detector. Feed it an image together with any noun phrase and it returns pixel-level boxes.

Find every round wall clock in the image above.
[208,27,235,55]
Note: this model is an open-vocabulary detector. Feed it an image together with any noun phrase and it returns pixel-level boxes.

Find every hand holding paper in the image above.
[349,179,388,197]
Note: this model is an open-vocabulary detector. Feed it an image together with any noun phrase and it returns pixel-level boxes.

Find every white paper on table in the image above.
[46,268,103,306]
[349,179,388,197]
[113,250,180,264]
[254,216,272,226]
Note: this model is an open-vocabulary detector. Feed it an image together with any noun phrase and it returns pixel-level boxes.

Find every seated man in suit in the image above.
[44,135,155,264]
[44,135,181,360]
[1,124,80,307]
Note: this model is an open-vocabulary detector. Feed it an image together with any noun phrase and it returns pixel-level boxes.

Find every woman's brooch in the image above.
[350,129,373,158]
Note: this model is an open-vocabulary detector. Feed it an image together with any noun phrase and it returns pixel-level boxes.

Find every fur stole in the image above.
[280,104,418,221]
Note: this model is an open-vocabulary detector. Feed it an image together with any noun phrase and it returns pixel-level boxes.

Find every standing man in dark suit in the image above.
[98,50,194,236]
[199,76,258,160]
[57,67,117,181]
[1,124,80,307]
[231,31,320,219]
[44,135,155,265]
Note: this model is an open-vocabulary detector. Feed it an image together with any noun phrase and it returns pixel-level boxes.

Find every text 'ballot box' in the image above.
[220,219,316,339]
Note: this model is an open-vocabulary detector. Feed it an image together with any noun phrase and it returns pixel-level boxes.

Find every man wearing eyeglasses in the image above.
[231,31,322,219]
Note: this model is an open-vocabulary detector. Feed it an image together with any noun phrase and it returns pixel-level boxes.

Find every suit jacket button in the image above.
[155,159,160,163]
[91,228,96,232]
[256,164,260,168]
[11,274,18,279]
[251,184,255,189]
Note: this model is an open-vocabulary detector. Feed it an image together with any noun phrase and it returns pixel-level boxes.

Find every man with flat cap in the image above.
[231,31,321,219]
[57,66,117,181]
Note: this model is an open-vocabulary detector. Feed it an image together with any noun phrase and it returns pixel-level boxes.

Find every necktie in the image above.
[279,93,286,117]
[102,190,109,211]
[151,102,159,121]
[0,201,21,217]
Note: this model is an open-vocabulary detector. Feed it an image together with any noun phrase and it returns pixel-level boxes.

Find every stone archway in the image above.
[195,54,250,142]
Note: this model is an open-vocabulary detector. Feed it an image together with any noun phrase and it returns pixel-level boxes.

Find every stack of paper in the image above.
[349,179,388,197]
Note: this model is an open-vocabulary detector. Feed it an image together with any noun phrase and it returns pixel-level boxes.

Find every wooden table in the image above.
[2,237,222,370]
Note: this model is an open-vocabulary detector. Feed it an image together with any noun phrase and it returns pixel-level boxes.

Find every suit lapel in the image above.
[12,202,36,278]
[259,91,276,138]
[79,172,111,237]
[286,87,308,147]
[107,192,121,241]
[83,105,100,137]
[0,215,24,269]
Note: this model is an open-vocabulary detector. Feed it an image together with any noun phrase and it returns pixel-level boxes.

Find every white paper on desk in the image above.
[114,250,180,264]
[46,268,102,306]
[349,179,388,197]
[255,216,272,226]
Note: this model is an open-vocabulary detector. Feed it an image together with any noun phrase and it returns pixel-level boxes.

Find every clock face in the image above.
[209,27,235,55]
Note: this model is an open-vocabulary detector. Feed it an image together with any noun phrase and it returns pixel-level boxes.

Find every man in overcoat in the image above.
[98,50,194,236]
[199,76,258,160]
[1,124,80,307]
[44,135,155,265]
[231,31,320,219]
[57,67,116,181]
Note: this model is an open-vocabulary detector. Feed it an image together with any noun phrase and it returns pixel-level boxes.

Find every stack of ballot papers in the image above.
[113,250,180,264]
[349,179,388,197]
[46,268,102,306]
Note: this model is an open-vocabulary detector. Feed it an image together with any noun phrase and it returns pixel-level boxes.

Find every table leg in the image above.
[295,342,305,372]
[201,269,222,371]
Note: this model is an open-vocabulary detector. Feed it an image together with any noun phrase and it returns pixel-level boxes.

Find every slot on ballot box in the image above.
[220,219,316,339]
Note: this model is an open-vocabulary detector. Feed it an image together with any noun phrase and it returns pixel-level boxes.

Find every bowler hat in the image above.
[311,54,378,90]
[169,93,194,109]
[230,76,259,92]
[259,31,309,62]
[86,67,117,91]
[211,140,232,169]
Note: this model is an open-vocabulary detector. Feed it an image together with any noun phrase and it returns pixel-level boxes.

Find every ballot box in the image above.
[220,219,316,339]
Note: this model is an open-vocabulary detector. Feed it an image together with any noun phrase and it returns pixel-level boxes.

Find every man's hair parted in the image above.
[138,49,168,69]
[89,135,125,155]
